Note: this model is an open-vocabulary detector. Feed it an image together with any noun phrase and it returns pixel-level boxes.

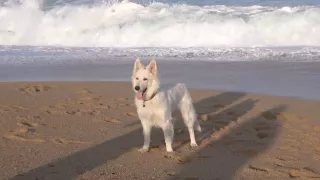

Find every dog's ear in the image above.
[133,58,143,74]
[147,59,157,76]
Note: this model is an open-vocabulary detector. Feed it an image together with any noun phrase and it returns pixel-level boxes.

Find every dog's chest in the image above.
[136,103,167,125]
[137,104,158,118]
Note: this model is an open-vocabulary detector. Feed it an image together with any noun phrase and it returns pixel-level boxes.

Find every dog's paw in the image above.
[138,147,149,153]
[190,142,198,148]
[166,149,175,153]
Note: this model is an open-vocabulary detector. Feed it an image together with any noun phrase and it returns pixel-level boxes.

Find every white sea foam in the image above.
[1,45,320,66]
[0,0,320,47]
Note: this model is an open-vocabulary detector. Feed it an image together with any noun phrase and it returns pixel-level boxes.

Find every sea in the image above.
[0,0,319,100]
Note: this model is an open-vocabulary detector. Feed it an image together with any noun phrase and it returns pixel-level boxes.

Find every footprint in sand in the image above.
[3,116,47,143]
[85,102,109,111]
[66,109,101,116]
[16,116,42,127]
[75,94,111,111]
[90,102,109,110]
[4,116,90,145]
[111,97,135,108]
[262,111,306,124]
[277,113,307,124]
[313,155,320,161]
[0,107,10,114]
[278,145,296,151]
[126,112,137,117]
[256,130,269,139]
[261,111,278,120]
[164,170,176,177]
[198,113,209,121]
[4,126,89,145]
[43,101,86,115]
[164,152,192,164]
[248,164,270,173]
[76,88,92,94]
[66,109,82,116]
[19,84,52,94]
[42,106,65,115]
[115,97,130,101]
[16,115,40,121]
[314,126,320,133]
[87,110,101,116]
[3,128,46,143]
[51,138,90,145]
[0,105,28,114]
[16,121,37,128]
[289,168,320,178]
[9,105,29,111]
[104,117,122,124]
[253,122,271,139]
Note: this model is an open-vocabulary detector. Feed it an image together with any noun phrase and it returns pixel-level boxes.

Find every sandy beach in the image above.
[0,81,319,180]
[1,0,320,179]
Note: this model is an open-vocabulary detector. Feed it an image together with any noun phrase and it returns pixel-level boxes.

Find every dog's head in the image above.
[132,58,159,100]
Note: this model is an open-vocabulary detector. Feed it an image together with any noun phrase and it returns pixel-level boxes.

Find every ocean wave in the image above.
[0,0,320,47]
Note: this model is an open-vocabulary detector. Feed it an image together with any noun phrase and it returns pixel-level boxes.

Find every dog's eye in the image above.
[143,78,148,81]
[136,77,139,80]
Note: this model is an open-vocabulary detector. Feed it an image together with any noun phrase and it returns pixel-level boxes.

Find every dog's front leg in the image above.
[139,121,151,153]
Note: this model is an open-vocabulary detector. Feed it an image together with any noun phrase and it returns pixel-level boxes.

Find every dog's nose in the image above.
[134,86,140,91]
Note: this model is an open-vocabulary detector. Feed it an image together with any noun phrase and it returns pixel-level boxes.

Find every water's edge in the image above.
[1,60,319,101]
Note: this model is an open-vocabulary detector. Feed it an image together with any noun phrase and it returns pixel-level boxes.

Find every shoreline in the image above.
[1,80,319,103]
[1,60,319,101]
[1,81,319,180]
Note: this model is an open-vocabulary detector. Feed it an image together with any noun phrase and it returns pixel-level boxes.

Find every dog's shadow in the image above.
[9,92,284,180]
[173,91,251,148]
[169,92,285,180]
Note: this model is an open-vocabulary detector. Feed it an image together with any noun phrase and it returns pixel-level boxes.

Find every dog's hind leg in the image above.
[162,120,174,152]
[187,126,198,147]
[139,121,152,153]
[178,85,201,147]
[180,105,200,147]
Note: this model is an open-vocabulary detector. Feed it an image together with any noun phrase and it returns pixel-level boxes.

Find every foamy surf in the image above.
[1,46,320,66]
[0,0,320,47]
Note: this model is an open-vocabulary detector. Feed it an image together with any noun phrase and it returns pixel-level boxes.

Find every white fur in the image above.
[131,58,201,153]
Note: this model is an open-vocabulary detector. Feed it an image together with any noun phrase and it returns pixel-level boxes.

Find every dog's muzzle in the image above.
[135,87,147,100]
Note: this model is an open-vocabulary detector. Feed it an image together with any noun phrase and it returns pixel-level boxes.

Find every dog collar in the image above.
[142,91,157,107]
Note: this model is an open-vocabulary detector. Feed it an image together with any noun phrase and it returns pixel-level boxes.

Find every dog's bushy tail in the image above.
[194,117,202,132]
[176,83,202,132]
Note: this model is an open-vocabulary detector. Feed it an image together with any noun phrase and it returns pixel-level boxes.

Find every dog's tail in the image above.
[176,83,202,132]
[194,117,202,132]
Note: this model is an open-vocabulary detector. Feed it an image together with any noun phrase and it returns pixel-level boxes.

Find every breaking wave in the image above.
[0,0,320,47]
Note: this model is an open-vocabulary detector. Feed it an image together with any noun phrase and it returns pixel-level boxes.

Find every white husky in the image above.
[131,58,202,153]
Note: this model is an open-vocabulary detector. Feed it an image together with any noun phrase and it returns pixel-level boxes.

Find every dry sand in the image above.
[0,82,319,180]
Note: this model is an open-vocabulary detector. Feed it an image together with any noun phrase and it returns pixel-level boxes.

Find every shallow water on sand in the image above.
[1,60,319,101]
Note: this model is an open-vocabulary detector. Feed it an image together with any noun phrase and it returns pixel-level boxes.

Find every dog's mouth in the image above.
[136,88,147,100]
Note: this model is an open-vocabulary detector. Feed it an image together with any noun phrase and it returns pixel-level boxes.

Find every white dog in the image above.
[131,58,201,152]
